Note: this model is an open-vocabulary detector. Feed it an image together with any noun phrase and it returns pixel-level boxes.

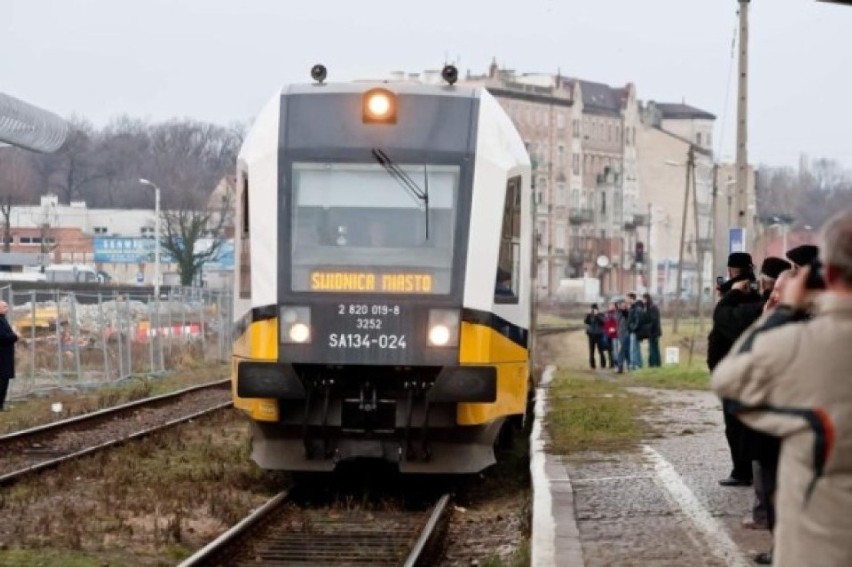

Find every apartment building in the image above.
[464,62,642,298]
[636,102,716,297]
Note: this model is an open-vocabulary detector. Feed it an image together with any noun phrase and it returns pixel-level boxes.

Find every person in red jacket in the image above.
[601,302,619,369]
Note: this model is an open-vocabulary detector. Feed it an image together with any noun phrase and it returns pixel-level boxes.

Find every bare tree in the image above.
[160,195,231,286]
[0,149,37,252]
[35,117,102,204]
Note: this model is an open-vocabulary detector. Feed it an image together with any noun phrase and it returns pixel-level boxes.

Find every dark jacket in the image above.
[707,288,763,370]
[0,314,18,379]
[627,302,645,333]
[646,303,662,339]
[617,308,630,339]
[584,312,604,336]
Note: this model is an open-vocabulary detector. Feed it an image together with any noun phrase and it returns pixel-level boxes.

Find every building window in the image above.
[558,145,565,166]
[557,183,566,206]
[696,132,702,146]
[571,189,580,207]
[572,154,580,175]
[93,226,108,235]
[557,112,565,129]
[706,132,712,147]
[495,176,522,304]
[572,119,580,138]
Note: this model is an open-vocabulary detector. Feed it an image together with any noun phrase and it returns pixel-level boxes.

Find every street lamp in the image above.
[139,178,161,298]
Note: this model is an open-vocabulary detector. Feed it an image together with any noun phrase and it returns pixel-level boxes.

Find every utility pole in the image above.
[712,164,720,278]
[673,145,694,335]
[692,159,705,333]
[646,202,652,293]
[735,0,750,233]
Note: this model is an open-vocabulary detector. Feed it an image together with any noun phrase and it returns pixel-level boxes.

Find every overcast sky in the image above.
[3,0,851,167]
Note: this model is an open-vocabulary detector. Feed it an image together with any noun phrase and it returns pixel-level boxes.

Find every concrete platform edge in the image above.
[530,365,585,566]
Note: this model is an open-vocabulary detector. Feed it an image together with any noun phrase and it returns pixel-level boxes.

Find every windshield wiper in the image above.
[371,148,430,239]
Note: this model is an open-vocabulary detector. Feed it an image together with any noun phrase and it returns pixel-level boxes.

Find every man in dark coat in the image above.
[642,293,662,367]
[729,257,793,533]
[708,252,763,486]
[583,304,606,369]
[0,301,18,411]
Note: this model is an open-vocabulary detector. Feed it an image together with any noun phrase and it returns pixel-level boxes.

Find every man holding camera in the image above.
[712,208,852,566]
[708,251,763,486]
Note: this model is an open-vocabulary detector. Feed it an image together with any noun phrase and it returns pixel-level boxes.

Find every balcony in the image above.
[569,207,594,225]
[623,213,648,230]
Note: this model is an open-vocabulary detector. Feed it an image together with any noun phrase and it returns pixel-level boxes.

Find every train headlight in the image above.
[280,306,311,344]
[363,88,397,124]
[288,323,310,343]
[428,309,459,347]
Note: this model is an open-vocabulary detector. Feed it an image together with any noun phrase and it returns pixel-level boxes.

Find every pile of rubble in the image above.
[9,297,210,336]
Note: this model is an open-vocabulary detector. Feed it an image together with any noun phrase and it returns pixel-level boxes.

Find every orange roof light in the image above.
[363,88,397,124]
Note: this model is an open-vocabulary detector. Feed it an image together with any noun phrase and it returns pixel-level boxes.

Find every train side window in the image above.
[495,175,521,304]
[239,174,251,299]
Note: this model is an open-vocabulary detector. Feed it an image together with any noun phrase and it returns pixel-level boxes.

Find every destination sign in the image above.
[310,271,433,293]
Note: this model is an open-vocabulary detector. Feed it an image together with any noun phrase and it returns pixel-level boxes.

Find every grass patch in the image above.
[626,364,710,390]
[0,363,229,435]
[546,370,651,454]
[0,410,286,563]
[536,313,573,327]
[480,538,531,567]
[0,549,127,567]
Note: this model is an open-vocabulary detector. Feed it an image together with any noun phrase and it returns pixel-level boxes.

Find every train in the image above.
[231,65,534,473]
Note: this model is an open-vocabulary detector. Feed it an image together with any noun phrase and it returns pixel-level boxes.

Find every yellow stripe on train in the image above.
[232,317,279,421]
[457,321,529,426]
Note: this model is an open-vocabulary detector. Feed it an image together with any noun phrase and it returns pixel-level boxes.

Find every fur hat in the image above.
[760,257,792,279]
[727,252,753,269]
[786,245,819,267]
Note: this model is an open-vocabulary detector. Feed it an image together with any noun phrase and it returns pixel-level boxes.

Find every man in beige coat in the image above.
[712,208,852,567]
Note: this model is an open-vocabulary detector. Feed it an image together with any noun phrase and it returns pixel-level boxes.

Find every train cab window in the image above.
[290,162,460,294]
[239,174,251,299]
[495,176,522,304]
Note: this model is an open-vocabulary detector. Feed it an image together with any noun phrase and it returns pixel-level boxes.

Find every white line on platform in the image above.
[642,445,749,567]
[530,364,556,566]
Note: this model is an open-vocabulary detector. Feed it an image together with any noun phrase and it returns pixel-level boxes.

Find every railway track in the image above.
[0,379,232,485]
[180,491,452,566]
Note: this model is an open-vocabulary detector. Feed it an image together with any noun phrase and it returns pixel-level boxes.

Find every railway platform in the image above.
[530,365,772,566]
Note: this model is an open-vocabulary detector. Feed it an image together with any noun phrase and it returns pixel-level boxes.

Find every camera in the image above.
[717,271,757,294]
[805,260,826,290]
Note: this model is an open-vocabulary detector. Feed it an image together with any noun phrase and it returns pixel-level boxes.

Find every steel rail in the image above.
[177,490,291,567]
[403,492,451,567]
[180,492,452,566]
[0,401,232,486]
[0,378,230,444]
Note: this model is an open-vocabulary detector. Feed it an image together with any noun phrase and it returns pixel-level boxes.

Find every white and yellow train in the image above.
[232,66,534,473]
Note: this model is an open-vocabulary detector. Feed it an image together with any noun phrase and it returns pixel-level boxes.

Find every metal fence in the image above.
[1,285,233,400]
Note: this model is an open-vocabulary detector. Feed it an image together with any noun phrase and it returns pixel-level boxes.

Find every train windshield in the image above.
[290,162,460,294]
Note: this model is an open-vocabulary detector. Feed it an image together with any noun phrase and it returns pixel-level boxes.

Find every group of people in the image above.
[709,207,852,566]
[583,292,661,372]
